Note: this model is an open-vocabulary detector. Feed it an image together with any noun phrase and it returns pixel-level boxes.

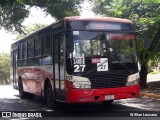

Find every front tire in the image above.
[46,81,59,109]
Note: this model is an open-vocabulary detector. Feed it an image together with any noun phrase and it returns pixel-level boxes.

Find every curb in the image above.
[140,92,160,99]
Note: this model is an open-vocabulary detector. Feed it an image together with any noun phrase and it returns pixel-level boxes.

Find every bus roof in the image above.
[11,16,133,46]
[64,16,133,24]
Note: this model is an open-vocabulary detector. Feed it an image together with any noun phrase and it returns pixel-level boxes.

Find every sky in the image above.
[0,2,95,53]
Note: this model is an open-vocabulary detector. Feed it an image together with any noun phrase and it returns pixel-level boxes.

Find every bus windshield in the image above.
[66,31,137,74]
[107,34,136,63]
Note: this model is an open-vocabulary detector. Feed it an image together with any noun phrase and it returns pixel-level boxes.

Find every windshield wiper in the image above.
[86,59,108,75]
[119,63,132,74]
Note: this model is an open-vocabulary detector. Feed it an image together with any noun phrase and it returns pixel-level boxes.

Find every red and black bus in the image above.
[11,16,139,108]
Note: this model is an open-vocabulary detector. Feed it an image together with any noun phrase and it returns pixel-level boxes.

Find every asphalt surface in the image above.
[0,85,160,120]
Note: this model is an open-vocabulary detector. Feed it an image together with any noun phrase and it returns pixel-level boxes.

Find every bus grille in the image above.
[87,71,128,89]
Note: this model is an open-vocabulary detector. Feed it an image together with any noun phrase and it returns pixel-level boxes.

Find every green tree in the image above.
[0,0,83,33]
[0,0,29,33]
[92,0,160,88]
[0,52,10,85]
[15,23,47,40]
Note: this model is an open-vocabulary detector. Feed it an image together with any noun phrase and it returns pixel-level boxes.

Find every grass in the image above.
[148,71,160,74]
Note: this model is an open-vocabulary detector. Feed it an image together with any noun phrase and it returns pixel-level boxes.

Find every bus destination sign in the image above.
[86,22,121,30]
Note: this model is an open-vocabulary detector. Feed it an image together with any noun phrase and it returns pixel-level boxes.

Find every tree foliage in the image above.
[92,0,160,88]
[0,0,83,33]
[0,52,10,85]
[15,23,47,40]
[0,0,29,33]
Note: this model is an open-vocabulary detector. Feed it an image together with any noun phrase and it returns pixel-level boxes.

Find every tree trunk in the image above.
[139,63,148,89]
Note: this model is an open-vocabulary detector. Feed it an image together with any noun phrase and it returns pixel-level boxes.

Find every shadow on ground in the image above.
[140,81,160,100]
[0,94,159,112]
[0,94,160,120]
[148,81,160,90]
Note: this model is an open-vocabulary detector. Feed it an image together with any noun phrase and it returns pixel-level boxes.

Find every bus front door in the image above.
[53,34,65,101]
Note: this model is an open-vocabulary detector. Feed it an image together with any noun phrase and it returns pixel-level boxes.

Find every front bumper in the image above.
[66,83,139,103]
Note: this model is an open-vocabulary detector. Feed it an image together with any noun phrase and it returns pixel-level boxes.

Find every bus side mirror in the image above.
[66,32,74,53]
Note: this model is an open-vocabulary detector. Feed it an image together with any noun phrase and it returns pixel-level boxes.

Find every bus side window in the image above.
[28,39,34,58]
[22,42,27,66]
[18,44,22,60]
[35,36,42,57]
[42,34,52,65]
[34,36,42,65]
[18,44,22,66]
[27,39,34,66]
[22,42,27,59]
[43,34,51,56]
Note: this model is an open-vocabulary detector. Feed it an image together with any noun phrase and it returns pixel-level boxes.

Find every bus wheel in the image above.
[26,93,34,99]
[101,100,114,107]
[46,82,58,109]
[18,78,27,99]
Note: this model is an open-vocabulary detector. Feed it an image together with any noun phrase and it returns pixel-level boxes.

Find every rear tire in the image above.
[27,93,34,99]
[46,81,59,109]
[18,78,27,99]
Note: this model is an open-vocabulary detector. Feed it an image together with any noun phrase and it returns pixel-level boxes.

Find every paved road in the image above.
[0,85,160,120]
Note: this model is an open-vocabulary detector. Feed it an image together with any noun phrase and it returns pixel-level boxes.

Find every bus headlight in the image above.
[126,79,139,86]
[71,82,91,89]
[126,73,139,86]
[69,76,91,89]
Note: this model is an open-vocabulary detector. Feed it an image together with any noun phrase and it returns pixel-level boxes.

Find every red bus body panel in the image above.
[65,81,139,103]
[18,67,53,96]
[18,67,139,103]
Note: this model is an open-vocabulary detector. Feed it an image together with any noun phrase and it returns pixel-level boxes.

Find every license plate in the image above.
[105,95,114,100]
